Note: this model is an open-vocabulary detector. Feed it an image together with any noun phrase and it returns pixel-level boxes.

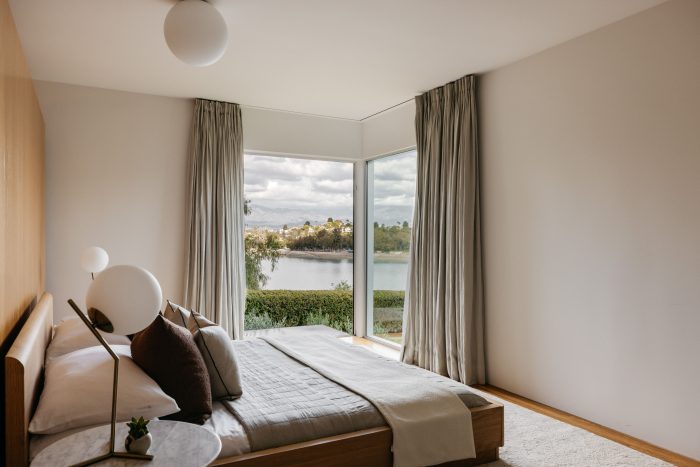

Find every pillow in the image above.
[193,325,243,400]
[131,315,212,424]
[29,345,179,434]
[46,317,131,361]
[163,300,191,328]
[187,310,216,334]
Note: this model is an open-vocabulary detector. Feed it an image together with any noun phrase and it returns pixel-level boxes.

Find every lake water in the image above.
[261,256,409,290]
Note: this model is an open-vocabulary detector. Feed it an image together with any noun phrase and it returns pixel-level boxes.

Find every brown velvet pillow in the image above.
[131,315,212,424]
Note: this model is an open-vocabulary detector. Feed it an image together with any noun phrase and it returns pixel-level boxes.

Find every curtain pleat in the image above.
[184,99,246,340]
[401,75,485,385]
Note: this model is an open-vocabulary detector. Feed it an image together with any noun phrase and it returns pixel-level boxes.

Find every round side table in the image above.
[32,420,221,466]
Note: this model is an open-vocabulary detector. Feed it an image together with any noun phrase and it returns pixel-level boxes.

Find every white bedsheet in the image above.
[202,402,250,458]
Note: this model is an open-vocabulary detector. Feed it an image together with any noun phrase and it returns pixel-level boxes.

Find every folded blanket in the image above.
[261,335,475,467]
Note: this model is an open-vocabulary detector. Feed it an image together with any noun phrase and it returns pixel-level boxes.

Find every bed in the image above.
[6,293,504,466]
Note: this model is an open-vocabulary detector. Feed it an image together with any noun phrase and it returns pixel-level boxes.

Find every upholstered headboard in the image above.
[5,293,53,467]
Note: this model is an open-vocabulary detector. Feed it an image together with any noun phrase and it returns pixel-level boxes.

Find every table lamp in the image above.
[67,264,162,466]
[79,246,109,279]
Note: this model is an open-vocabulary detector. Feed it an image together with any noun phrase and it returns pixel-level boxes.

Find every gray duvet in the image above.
[223,339,385,450]
[223,334,489,452]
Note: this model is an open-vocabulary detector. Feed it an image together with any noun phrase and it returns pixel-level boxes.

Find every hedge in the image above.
[245,289,405,333]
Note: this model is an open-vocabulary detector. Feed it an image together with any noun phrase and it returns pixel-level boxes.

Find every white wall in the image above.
[480,0,700,459]
[361,101,415,159]
[243,107,361,161]
[35,81,363,321]
[35,82,192,321]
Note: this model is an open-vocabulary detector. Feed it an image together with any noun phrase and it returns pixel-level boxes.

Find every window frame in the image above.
[243,151,356,333]
[361,148,417,350]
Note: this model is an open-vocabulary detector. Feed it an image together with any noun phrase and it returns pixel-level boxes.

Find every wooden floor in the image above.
[344,336,699,467]
[474,385,700,467]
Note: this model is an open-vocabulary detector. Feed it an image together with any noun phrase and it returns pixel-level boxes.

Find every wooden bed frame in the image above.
[6,293,504,466]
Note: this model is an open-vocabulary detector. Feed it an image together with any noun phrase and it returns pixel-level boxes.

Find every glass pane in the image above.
[243,154,354,334]
[366,150,417,345]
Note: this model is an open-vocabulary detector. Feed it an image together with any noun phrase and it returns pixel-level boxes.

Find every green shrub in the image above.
[305,310,352,333]
[373,305,403,333]
[245,289,405,334]
[246,290,353,332]
[245,312,287,331]
[373,290,405,308]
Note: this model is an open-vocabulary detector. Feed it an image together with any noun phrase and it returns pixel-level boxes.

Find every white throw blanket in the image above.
[261,335,475,467]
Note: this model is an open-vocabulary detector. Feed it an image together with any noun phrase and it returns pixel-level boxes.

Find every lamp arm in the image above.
[67,299,120,454]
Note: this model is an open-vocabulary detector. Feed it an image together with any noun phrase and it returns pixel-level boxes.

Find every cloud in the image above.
[244,151,416,228]
[244,155,353,227]
[371,151,416,209]
[372,151,416,184]
[312,178,354,193]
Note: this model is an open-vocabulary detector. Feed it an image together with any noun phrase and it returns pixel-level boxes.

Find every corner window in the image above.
[365,150,417,345]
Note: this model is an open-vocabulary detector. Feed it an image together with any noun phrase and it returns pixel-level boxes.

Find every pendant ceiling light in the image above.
[164,0,228,67]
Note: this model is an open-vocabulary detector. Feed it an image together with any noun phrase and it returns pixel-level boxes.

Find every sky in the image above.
[370,151,417,227]
[244,151,416,229]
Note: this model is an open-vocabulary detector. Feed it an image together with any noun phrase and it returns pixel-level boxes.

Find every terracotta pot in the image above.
[125,432,152,455]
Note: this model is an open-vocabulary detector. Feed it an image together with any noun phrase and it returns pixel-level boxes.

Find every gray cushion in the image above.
[163,300,191,328]
[188,310,216,334]
[194,325,243,400]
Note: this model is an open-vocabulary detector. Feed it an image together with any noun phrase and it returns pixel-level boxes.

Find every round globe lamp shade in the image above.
[164,0,228,67]
[86,265,162,335]
[80,246,109,274]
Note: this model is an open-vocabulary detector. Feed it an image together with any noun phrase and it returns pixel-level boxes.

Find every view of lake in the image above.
[261,256,409,291]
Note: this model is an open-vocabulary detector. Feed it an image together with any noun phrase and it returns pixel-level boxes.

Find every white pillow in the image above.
[29,345,179,434]
[46,317,131,361]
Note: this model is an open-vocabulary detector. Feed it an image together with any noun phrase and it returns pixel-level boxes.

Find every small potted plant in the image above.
[125,416,152,455]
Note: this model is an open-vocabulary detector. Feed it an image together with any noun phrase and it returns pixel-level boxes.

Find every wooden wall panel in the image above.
[0,0,45,346]
[1,0,45,458]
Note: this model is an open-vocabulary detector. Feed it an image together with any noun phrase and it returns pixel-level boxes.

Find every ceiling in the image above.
[10,0,665,120]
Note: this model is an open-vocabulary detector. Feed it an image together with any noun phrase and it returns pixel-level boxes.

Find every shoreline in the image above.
[280,249,409,262]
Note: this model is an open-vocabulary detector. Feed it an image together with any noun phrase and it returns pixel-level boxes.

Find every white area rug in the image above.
[471,390,672,467]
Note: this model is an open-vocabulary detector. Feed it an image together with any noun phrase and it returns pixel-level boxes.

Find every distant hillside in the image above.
[244,203,413,230]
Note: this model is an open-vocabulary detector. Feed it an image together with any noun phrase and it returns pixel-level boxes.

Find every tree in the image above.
[402,221,409,229]
[244,201,283,289]
[327,217,334,223]
[373,223,412,252]
[332,280,352,291]
[245,232,284,290]
[282,224,288,230]
[304,220,311,226]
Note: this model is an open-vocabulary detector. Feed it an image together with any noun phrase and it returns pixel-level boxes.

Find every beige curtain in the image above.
[184,99,246,340]
[401,75,485,385]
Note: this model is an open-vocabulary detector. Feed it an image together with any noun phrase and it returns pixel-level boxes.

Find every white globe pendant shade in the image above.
[86,265,162,335]
[80,246,109,274]
[164,0,228,67]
